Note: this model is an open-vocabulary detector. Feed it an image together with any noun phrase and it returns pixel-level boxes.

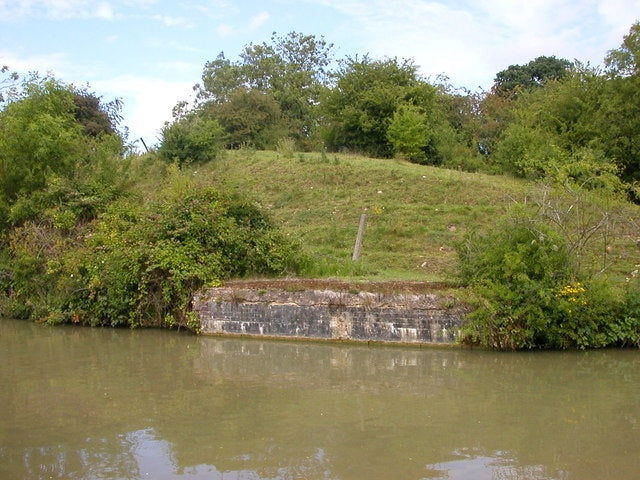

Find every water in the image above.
[1,319,639,480]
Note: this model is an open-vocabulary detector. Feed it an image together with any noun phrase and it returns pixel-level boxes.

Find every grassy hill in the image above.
[180,149,532,282]
[168,148,640,287]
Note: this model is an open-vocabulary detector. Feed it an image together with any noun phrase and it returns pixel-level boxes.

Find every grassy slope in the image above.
[189,150,531,282]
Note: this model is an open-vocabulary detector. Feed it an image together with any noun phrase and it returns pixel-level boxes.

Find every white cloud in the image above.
[0,0,118,20]
[191,0,238,19]
[152,14,195,28]
[305,0,640,89]
[215,11,270,39]
[598,0,640,29]
[313,0,494,87]
[92,75,195,145]
[0,49,71,76]
[248,11,270,30]
[95,2,114,20]
[217,23,234,37]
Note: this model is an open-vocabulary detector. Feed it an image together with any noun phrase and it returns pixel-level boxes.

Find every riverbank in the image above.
[193,279,468,345]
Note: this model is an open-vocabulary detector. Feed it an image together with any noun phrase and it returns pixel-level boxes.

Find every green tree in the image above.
[493,55,572,95]
[0,75,124,229]
[0,65,19,104]
[0,76,81,203]
[157,112,224,166]
[492,63,622,190]
[205,88,283,149]
[197,32,334,148]
[386,104,431,162]
[322,56,426,157]
[605,21,640,76]
[600,22,640,183]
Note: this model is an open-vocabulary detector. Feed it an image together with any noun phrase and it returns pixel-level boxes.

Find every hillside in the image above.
[184,149,531,282]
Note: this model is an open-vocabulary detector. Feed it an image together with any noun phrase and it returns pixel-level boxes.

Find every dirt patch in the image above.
[222,278,458,295]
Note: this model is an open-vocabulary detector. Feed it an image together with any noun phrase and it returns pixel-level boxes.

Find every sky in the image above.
[1,0,640,149]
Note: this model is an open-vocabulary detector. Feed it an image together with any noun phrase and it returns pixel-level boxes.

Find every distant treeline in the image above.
[158,24,640,193]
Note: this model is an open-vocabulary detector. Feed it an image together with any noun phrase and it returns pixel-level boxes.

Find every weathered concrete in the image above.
[193,285,466,345]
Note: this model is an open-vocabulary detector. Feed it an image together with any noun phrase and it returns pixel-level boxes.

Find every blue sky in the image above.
[1,0,639,148]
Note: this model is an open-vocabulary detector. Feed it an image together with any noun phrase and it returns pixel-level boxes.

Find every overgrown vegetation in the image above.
[0,74,302,330]
[2,22,640,348]
[457,184,640,349]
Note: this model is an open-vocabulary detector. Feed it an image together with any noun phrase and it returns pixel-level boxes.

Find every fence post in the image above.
[352,213,367,261]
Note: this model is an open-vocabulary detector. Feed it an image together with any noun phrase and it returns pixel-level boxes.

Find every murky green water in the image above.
[1,319,639,480]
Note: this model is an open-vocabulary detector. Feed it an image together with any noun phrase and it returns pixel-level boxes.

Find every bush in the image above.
[276,137,297,158]
[157,113,224,167]
[386,104,433,163]
[56,184,302,329]
[458,206,637,350]
[619,279,640,347]
[458,221,573,349]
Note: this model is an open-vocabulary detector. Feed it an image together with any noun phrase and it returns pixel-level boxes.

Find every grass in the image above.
[184,149,531,282]
[127,148,640,288]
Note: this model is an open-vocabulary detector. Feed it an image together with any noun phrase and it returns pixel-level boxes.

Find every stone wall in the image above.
[193,285,466,345]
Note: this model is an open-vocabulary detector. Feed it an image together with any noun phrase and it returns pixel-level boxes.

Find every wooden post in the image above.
[352,213,367,261]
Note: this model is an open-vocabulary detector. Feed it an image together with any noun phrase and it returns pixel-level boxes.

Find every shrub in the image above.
[157,113,224,167]
[386,104,432,163]
[619,279,640,347]
[458,221,573,349]
[58,185,302,329]
[276,137,297,158]
[458,203,637,350]
[0,169,303,330]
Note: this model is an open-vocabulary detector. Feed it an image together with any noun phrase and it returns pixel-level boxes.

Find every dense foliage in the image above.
[194,32,334,150]
[0,77,302,329]
[492,55,572,95]
[157,111,224,166]
[458,186,640,349]
[0,75,125,230]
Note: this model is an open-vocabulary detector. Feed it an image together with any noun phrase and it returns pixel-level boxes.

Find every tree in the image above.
[322,56,426,157]
[491,62,623,190]
[386,104,432,162]
[386,100,459,165]
[0,76,124,210]
[72,89,122,137]
[605,21,640,77]
[157,112,224,166]
[493,55,572,95]
[0,74,126,234]
[601,22,640,183]
[206,88,283,149]
[0,65,19,104]
[196,32,334,148]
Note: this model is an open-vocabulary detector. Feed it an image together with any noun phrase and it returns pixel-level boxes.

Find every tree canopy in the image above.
[0,75,125,230]
[493,55,572,95]
[153,23,640,192]
[196,31,334,149]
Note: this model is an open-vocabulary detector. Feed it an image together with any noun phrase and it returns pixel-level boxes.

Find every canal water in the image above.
[1,318,639,480]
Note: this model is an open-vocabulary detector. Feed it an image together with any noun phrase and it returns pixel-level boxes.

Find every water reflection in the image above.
[1,319,639,480]
[424,448,568,480]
